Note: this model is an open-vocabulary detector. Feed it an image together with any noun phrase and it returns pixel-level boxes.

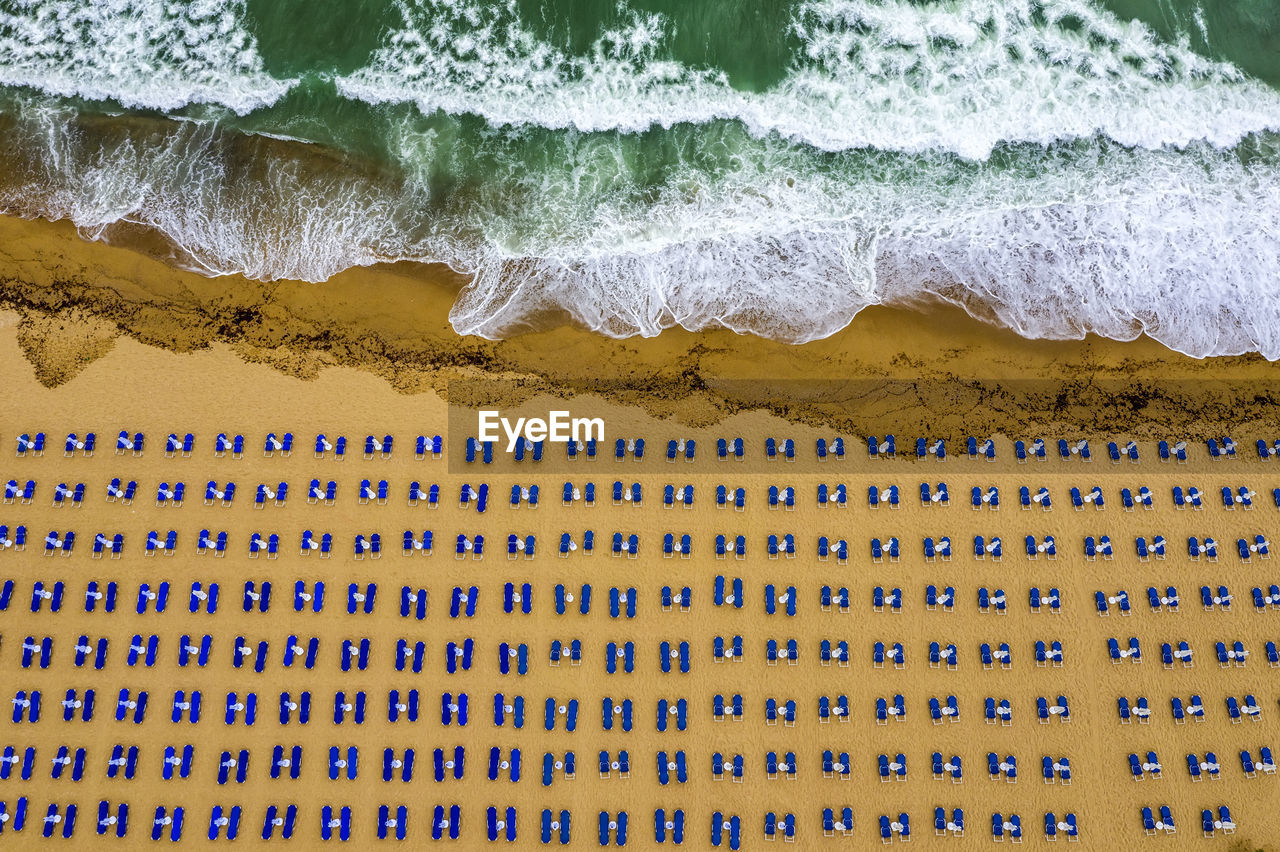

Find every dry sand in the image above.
[0,308,1278,849]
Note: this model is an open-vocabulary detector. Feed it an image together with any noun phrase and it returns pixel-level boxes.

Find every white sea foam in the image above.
[6,101,1280,359]
[0,0,291,113]
[337,0,1280,159]
[3,103,423,281]
[449,138,1280,358]
[3,0,1278,159]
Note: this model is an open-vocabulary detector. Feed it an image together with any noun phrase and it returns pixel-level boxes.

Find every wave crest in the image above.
[3,0,1279,160]
[0,0,291,113]
[338,0,1280,158]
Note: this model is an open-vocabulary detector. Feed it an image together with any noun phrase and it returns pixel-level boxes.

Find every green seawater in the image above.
[2,0,1276,183]
[226,0,1280,170]
[1104,0,1280,85]
[0,0,1278,355]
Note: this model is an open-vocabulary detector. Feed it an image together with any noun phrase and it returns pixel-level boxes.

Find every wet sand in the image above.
[2,213,1280,441]
[0,310,1279,848]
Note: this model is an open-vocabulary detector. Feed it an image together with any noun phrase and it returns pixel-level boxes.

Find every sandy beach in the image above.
[0,215,1279,848]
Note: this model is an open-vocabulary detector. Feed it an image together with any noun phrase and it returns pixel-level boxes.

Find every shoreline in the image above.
[1,212,1278,437]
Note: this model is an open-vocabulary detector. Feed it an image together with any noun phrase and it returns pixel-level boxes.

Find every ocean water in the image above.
[1,0,1278,356]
